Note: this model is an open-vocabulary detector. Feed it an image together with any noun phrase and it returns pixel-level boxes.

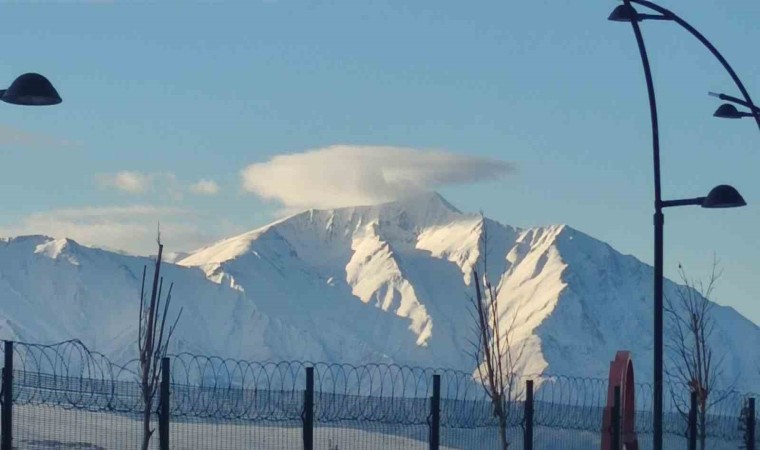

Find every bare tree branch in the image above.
[665,257,730,450]
[138,236,181,450]
[466,217,524,449]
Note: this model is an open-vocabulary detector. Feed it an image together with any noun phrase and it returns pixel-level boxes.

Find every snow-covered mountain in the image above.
[1,193,758,392]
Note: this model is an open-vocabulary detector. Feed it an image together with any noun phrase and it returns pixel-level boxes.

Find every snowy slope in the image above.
[178,193,760,391]
[0,193,758,392]
[0,235,330,363]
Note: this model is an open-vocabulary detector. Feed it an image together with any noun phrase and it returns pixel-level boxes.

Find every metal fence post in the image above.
[688,390,697,450]
[748,397,756,450]
[611,385,621,450]
[524,379,534,450]
[159,357,170,450]
[429,374,440,450]
[303,367,314,450]
[1,341,12,450]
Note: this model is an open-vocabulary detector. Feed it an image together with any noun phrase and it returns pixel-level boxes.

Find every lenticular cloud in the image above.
[240,145,513,210]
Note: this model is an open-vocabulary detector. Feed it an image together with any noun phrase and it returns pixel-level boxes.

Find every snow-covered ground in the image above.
[12,404,748,450]
[14,403,502,450]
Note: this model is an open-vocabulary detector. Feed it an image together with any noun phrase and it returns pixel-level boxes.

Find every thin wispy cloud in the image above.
[96,171,152,194]
[241,145,513,211]
[0,124,79,149]
[0,205,229,255]
[189,179,220,195]
[97,171,219,198]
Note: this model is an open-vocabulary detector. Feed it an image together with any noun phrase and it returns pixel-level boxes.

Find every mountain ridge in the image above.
[0,193,757,392]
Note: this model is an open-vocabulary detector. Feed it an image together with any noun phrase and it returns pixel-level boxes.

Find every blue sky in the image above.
[0,0,758,323]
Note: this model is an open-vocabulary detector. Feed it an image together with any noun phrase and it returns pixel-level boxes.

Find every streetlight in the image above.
[662,185,746,209]
[0,73,61,106]
[609,0,760,131]
[0,72,59,450]
[608,2,755,450]
[709,92,760,119]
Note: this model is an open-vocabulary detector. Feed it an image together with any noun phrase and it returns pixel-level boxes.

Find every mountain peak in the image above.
[312,191,466,230]
[378,191,461,215]
[182,193,467,266]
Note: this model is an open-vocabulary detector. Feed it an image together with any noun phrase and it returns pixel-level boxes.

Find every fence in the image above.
[0,339,757,450]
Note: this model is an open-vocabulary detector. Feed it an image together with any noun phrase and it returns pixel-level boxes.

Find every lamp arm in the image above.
[660,197,706,208]
[709,92,760,114]
[630,0,760,132]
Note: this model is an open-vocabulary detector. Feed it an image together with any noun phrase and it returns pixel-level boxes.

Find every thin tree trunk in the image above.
[498,413,509,450]
[492,395,509,449]
[142,389,152,450]
[699,409,706,450]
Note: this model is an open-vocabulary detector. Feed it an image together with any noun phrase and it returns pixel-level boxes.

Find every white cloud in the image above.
[96,172,217,200]
[96,171,152,194]
[189,179,220,195]
[0,205,231,256]
[240,145,513,210]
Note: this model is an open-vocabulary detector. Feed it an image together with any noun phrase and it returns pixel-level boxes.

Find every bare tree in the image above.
[138,235,183,450]
[665,258,730,450]
[467,216,524,450]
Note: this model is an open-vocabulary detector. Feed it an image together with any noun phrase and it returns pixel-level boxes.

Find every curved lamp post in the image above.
[609,2,754,450]
[609,1,760,131]
[1,73,61,106]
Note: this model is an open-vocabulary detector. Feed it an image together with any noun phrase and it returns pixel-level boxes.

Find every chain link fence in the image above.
[0,340,756,449]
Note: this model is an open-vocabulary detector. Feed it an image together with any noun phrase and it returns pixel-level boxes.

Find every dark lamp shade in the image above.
[702,185,746,209]
[608,4,640,22]
[1,73,62,106]
[713,103,745,119]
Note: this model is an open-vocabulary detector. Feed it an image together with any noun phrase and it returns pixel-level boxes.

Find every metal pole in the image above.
[623,0,665,447]
[653,211,664,450]
[688,390,697,450]
[159,357,170,450]
[748,398,756,450]
[303,367,314,450]
[524,380,534,450]
[1,341,13,450]
[429,374,440,450]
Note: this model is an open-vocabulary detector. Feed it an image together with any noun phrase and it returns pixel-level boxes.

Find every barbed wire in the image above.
[1,339,756,437]
[9,339,139,382]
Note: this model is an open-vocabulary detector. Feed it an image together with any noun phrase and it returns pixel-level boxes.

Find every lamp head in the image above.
[702,185,746,209]
[608,4,641,22]
[713,103,750,119]
[1,73,62,106]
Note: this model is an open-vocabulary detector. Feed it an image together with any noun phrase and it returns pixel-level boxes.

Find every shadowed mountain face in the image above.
[1,193,758,391]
